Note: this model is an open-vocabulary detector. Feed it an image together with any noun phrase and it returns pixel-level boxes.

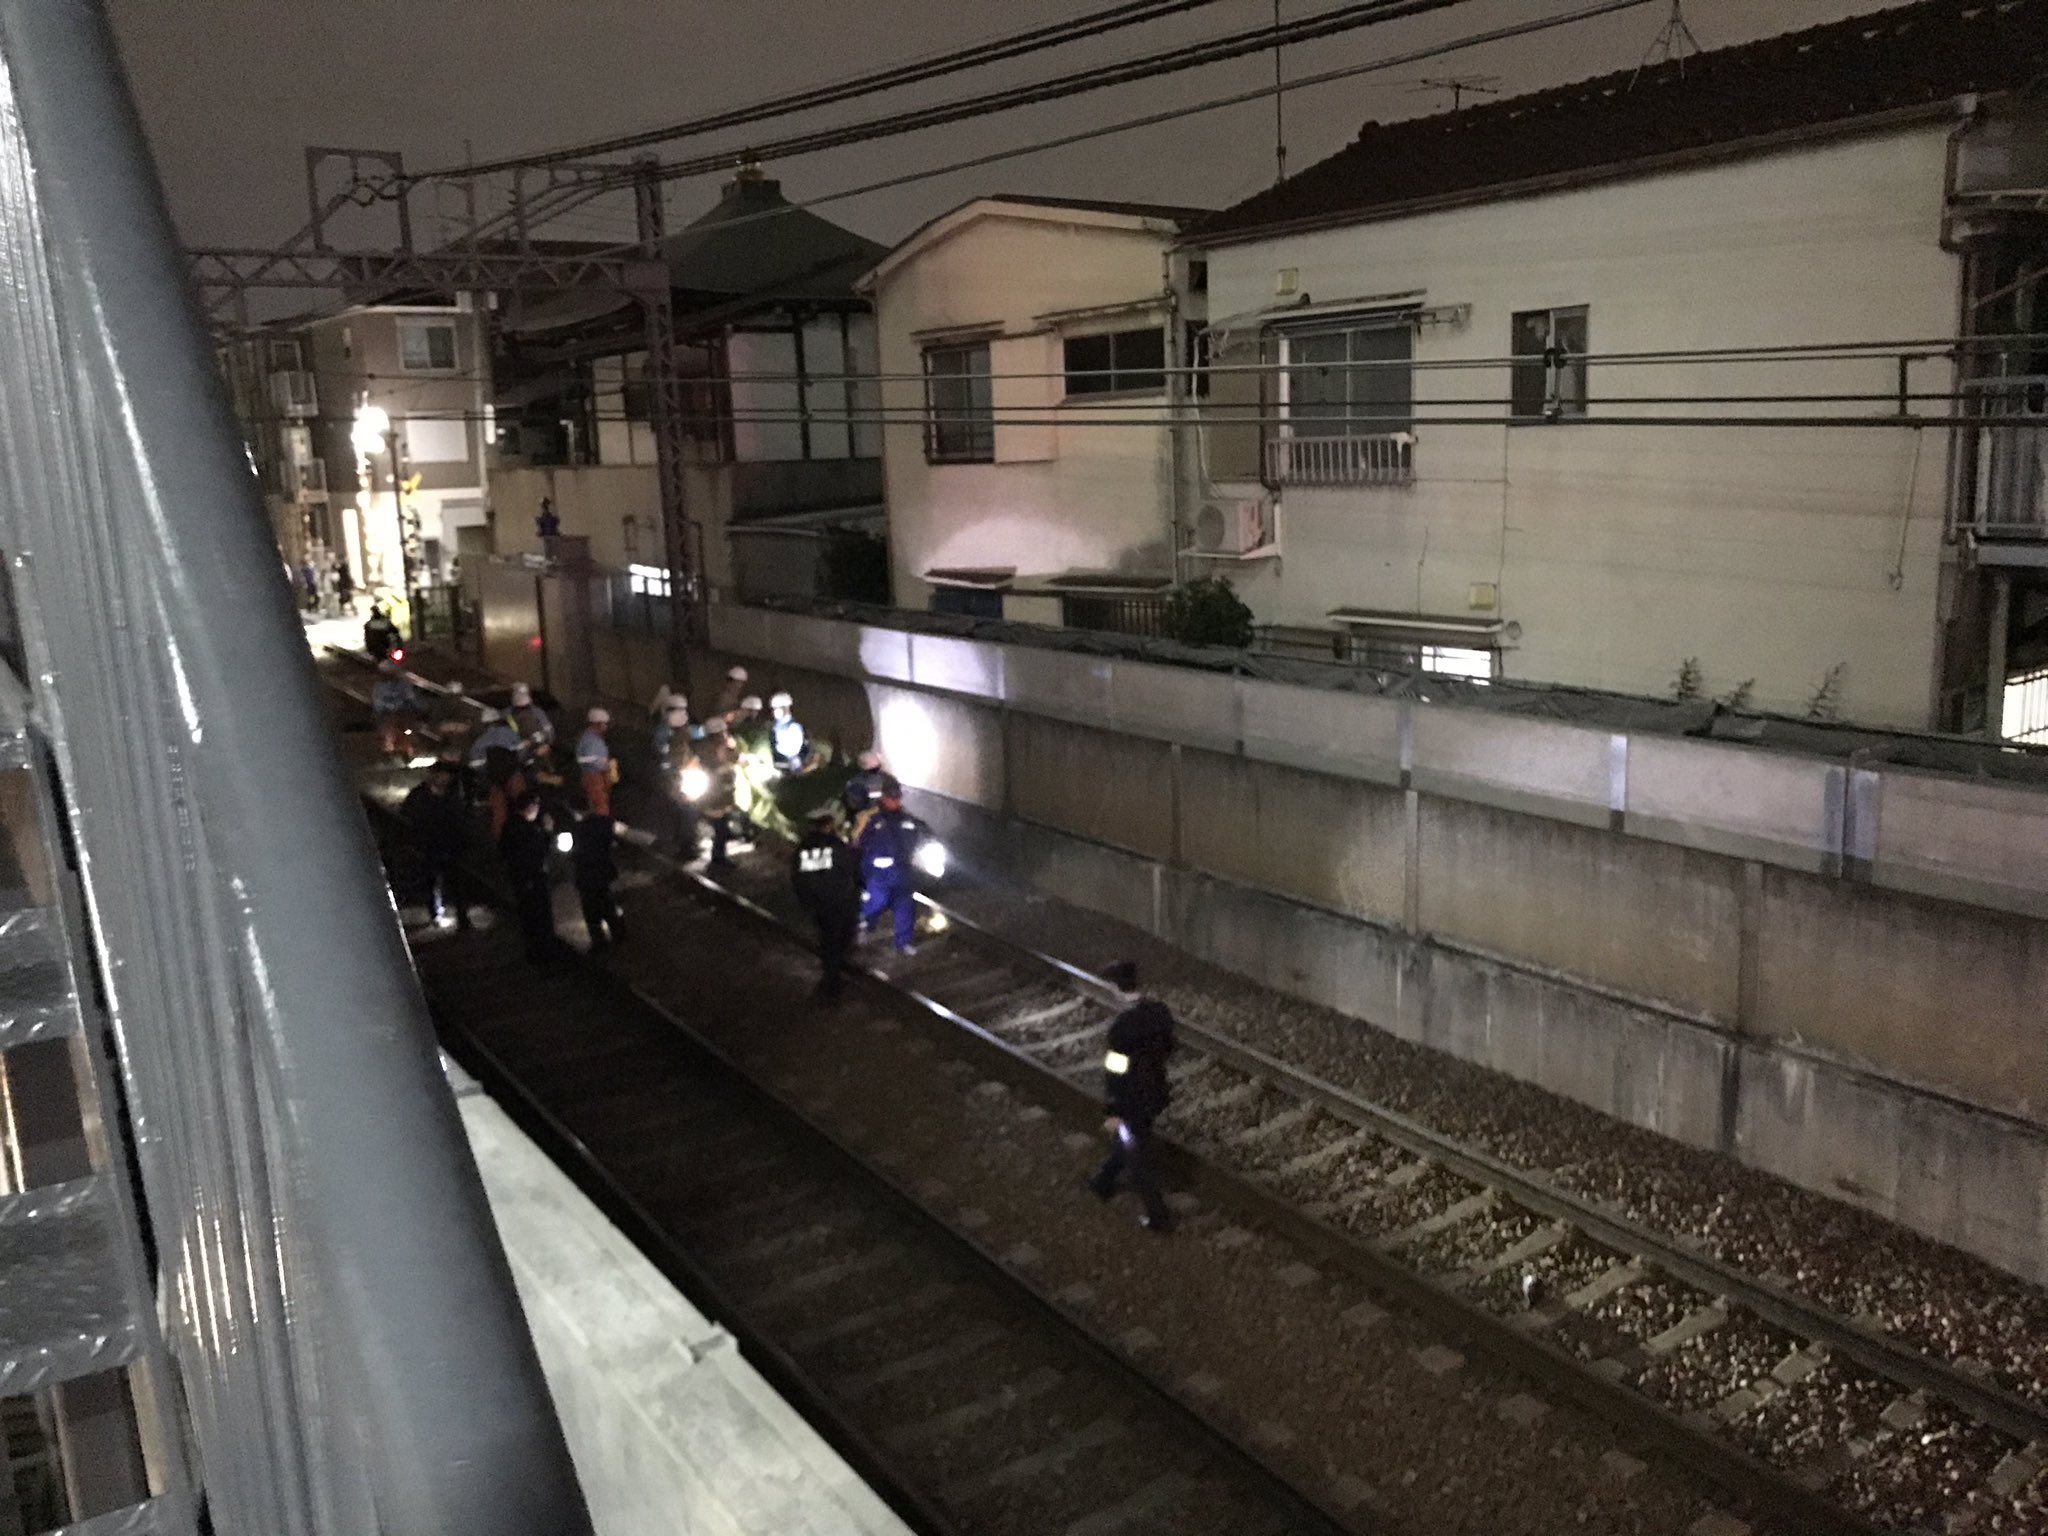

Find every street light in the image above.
[350,402,414,631]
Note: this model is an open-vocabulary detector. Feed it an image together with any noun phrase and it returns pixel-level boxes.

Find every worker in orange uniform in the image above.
[576,707,616,818]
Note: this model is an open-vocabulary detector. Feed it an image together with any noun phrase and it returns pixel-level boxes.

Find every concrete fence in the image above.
[691,602,2048,1282]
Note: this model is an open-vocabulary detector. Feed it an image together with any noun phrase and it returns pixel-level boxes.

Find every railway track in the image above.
[688,846,2048,1535]
[387,829,1358,1536]
[321,649,2048,1532]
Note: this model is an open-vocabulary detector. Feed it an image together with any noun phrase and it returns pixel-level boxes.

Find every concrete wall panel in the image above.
[1239,682,1403,785]
[1411,710,1611,827]
[853,624,914,685]
[1754,868,2048,1122]
[1418,798,1742,1023]
[1626,735,1833,872]
[1178,750,1406,925]
[1002,645,1111,723]
[907,633,1003,700]
[866,682,1003,811]
[767,611,863,679]
[1105,661,1237,750]
[1872,770,2048,918]
[1005,712,1173,858]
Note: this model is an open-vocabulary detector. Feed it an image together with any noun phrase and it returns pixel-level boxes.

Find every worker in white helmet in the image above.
[508,680,553,750]
[769,690,807,771]
[714,664,749,719]
[577,706,616,817]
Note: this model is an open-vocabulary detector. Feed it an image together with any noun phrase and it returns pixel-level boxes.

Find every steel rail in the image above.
[349,776,1364,1536]
[912,894,2048,1449]
[651,859,1881,1536]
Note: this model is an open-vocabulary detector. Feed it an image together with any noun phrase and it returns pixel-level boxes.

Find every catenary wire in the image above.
[426,0,1240,179]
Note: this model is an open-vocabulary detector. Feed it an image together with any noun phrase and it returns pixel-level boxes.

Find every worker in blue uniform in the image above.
[768,691,807,772]
[1087,959,1175,1232]
[855,779,924,954]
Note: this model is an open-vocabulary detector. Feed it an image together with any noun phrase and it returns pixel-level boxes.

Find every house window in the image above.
[1063,327,1167,396]
[399,319,458,373]
[1185,324,1213,400]
[1282,318,1413,437]
[923,342,993,463]
[1421,645,1495,682]
[628,562,671,598]
[929,585,1003,619]
[1511,306,1588,420]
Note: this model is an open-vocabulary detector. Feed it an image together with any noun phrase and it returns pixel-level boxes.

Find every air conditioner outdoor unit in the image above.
[1193,498,1271,557]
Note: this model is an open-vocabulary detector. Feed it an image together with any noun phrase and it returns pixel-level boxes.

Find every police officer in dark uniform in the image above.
[571,807,622,952]
[1087,959,1175,1232]
[791,807,861,1002]
[498,793,558,964]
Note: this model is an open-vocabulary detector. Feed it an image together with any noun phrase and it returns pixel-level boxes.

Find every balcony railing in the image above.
[1962,377,2048,540]
[1265,431,1415,486]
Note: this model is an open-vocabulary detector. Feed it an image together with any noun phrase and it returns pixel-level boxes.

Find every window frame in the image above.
[397,318,460,374]
[1510,305,1589,422]
[1061,326,1168,399]
[922,341,995,464]
[1276,314,1415,439]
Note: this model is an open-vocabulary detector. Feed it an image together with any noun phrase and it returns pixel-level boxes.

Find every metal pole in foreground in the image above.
[0,3,590,1532]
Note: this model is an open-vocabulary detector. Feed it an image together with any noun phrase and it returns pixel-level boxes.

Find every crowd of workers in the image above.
[383,633,1177,1235]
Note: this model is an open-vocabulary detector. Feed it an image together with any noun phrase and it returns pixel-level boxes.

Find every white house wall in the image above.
[873,212,1179,608]
[1201,126,1960,727]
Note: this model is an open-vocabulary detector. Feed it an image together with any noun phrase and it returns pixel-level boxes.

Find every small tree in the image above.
[1672,657,1704,702]
[1721,678,1755,710]
[1807,662,1847,722]
[1163,576,1254,648]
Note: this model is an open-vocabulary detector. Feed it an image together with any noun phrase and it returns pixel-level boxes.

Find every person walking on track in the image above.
[401,759,469,930]
[1088,959,1176,1233]
[791,807,861,1002]
[499,793,558,964]
[571,806,622,952]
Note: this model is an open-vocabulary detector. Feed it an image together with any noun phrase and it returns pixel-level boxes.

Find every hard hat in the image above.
[770,691,793,711]
[479,707,503,724]
[703,716,728,735]
[587,706,611,725]
[739,694,762,712]
[727,665,748,683]
[808,805,837,824]
[857,750,882,771]
[510,682,532,706]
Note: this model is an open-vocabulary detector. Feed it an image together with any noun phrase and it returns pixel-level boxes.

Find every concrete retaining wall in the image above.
[458,1077,912,1536]
[691,603,2048,1282]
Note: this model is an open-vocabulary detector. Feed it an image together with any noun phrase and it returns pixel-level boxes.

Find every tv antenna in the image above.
[1632,0,1702,83]
[1410,74,1500,111]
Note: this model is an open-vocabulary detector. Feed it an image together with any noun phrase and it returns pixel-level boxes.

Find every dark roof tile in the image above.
[1193,0,2048,243]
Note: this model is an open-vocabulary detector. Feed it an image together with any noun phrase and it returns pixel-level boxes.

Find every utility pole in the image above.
[1272,0,1287,186]
[633,157,695,655]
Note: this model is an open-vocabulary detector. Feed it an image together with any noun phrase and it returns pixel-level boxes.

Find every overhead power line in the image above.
[429,0,1236,179]
[630,0,1488,187]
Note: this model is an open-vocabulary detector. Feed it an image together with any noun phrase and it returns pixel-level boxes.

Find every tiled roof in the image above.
[1192,0,2048,243]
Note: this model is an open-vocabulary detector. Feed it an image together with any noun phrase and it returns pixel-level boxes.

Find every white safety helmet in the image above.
[510,682,532,707]
[587,707,610,725]
[770,691,793,713]
[726,665,748,684]
[739,694,762,713]
[857,750,882,771]
[703,716,728,736]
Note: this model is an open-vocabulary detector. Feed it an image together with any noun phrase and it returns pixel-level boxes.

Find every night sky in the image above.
[113,0,1899,256]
